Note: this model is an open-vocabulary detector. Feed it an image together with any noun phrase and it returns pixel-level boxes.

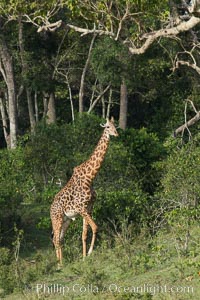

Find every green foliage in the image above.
[0,148,24,204]
[36,216,51,229]
[0,248,16,296]
[91,37,127,85]
[0,0,60,19]
[0,148,25,245]
[159,138,200,214]
[94,188,148,232]
[152,137,200,256]
[120,128,166,193]
[127,50,191,138]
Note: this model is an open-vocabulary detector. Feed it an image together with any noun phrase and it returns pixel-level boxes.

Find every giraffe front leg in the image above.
[82,218,89,258]
[57,247,63,267]
[53,234,63,267]
[51,218,63,267]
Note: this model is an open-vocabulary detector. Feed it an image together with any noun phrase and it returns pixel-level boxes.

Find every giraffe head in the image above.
[101,117,118,138]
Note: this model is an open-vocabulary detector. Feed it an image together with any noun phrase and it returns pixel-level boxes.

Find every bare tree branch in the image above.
[174,111,200,136]
[176,60,200,74]
[21,1,200,57]
[66,23,115,37]
[88,84,111,113]
[115,2,132,41]
[79,33,97,113]
[129,16,200,55]
[62,16,200,55]
[37,20,62,32]
[174,100,200,136]
[172,42,200,75]
[55,68,75,122]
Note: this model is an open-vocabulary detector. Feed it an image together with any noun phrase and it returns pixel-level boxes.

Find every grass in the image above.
[1,222,200,300]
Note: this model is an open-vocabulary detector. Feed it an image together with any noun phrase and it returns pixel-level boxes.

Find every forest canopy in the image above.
[0,0,200,146]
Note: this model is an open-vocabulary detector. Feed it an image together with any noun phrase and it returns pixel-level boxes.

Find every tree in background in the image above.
[19,0,199,130]
[0,33,18,148]
[0,1,200,140]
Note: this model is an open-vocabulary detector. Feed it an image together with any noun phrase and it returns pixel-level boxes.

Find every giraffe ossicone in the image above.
[50,117,118,266]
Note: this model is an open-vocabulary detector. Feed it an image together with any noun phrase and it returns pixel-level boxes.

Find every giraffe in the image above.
[50,117,118,266]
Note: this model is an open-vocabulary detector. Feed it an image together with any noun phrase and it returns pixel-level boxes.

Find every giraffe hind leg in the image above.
[82,213,98,256]
[82,218,89,258]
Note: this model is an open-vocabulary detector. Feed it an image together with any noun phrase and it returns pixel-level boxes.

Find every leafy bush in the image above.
[152,137,200,254]
[91,37,128,86]
[0,148,25,245]
[94,187,148,232]
[0,248,16,295]
[120,127,166,193]
[156,139,200,223]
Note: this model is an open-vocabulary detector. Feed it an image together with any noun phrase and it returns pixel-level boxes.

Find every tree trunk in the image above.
[0,95,10,148]
[66,75,74,122]
[47,92,56,124]
[43,92,48,118]
[102,93,106,119]
[106,88,112,118]
[119,81,128,130]
[34,91,39,123]
[42,92,56,124]
[0,35,18,148]
[18,19,36,133]
[26,88,36,132]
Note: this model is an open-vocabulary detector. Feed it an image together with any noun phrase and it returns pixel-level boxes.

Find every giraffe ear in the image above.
[110,116,115,123]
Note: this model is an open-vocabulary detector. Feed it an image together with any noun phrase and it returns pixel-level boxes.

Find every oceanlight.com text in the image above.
[33,282,194,296]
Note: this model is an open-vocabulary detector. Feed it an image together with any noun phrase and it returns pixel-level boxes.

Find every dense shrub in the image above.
[0,248,16,295]
[0,149,25,245]
[119,127,166,193]
[152,136,200,254]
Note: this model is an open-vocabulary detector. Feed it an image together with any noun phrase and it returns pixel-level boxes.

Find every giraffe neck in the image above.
[76,129,110,183]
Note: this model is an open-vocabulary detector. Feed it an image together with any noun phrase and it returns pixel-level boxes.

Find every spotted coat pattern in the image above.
[50,118,118,265]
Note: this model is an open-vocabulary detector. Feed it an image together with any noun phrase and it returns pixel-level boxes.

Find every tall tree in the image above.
[46,92,56,124]
[18,18,36,133]
[119,80,128,130]
[0,35,18,148]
